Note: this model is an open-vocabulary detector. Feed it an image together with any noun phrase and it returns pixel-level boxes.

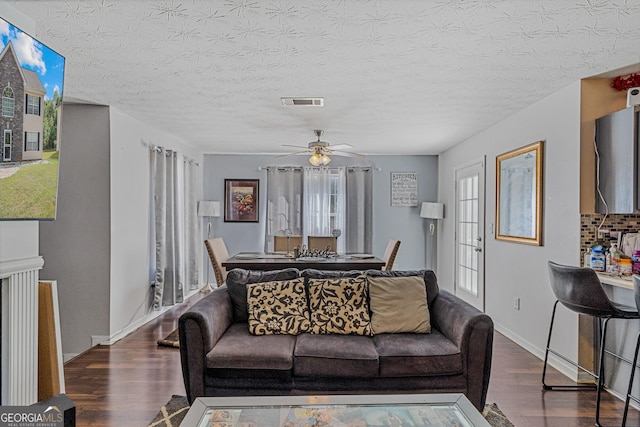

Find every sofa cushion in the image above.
[366,269,439,307]
[294,333,379,377]
[373,330,462,377]
[206,323,296,370]
[307,276,373,336]
[368,275,431,334]
[226,268,300,323]
[247,278,310,335]
[301,269,364,279]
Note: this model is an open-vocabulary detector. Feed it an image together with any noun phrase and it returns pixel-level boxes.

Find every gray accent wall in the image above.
[39,103,112,358]
[202,153,438,281]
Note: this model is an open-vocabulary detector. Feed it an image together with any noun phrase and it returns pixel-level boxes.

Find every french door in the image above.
[3,130,11,161]
[454,158,485,311]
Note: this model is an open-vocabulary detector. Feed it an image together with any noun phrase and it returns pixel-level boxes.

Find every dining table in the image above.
[222,252,386,271]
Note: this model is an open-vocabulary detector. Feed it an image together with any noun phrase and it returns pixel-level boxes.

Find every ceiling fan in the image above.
[279,130,364,166]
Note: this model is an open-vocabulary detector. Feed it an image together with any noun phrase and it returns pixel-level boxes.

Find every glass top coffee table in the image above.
[181,393,490,427]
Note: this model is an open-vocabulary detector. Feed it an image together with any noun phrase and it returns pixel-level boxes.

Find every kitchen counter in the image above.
[597,272,634,290]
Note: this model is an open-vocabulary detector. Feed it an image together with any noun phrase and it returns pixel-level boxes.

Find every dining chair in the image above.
[623,275,640,426]
[381,239,401,271]
[543,261,640,427]
[307,236,338,252]
[204,238,230,287]
[274,235,303,253]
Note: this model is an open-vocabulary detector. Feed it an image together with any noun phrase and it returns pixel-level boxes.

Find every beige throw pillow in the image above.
[246,278,310,335]
[367,275,431,334]
[307,276,373,336]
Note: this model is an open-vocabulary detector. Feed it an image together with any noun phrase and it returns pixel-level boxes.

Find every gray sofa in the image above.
[179,268,493,410]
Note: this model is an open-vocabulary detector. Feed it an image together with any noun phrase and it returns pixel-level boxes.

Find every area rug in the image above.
[149,396,514,427]
[157,329,179,348]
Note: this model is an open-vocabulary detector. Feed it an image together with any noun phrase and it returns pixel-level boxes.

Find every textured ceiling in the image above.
[9,0,640,155]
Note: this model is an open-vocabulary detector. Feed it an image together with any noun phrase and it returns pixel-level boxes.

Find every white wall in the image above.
[202,154,438,282]
[438,81,582,375]
[108,107,203,340]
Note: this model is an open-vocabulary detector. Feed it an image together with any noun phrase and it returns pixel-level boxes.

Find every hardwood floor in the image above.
[63,293,640,426]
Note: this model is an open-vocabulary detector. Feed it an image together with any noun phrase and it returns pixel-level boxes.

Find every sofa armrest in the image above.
[179,286,233,404]
[430,290,494,411]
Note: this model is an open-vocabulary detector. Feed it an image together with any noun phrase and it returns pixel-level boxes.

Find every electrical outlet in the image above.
[513,297,520,310]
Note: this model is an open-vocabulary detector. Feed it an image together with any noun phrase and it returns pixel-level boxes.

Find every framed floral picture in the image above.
[224,179,259,222]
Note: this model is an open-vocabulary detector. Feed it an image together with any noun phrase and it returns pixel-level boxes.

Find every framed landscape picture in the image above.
[224,179,259,222]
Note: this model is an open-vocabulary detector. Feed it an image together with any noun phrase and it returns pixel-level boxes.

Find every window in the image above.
[26,94,40,115]
[25,132,39,151]
[303,167,345,244]
[2,86,14,117]
[265,166,373,254]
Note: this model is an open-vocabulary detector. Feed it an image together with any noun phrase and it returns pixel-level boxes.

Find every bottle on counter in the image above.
[633,250,640,275]
[584,248,592,268]
[609,250,620,274]
[620,258,633,276]
[590,248,605,272]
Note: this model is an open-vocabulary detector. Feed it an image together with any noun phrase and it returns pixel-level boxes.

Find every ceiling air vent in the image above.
[281,97,324,107]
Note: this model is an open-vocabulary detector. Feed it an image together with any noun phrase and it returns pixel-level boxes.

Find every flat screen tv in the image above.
[0,16,64,220]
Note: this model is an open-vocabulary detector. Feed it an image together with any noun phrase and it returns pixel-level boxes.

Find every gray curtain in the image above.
[345,167,373,253]
[264,167,302,252]
[184,158,199,291]
[151,147,184,309]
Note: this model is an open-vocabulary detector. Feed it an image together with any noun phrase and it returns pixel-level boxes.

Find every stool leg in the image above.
[542,300,560,389]
[595,317,612,427]
[623,331,640,427]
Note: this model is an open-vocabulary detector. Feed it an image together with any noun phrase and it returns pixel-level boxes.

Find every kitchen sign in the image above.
[391,172,418,207]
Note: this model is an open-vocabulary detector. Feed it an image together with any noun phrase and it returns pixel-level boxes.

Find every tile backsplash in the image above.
[581,213,640,260]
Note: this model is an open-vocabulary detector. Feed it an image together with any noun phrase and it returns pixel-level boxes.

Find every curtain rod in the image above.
[258,166,382,172]
[141,139,199,166]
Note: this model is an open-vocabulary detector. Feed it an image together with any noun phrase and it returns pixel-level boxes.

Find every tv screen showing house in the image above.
[0,16,64,220]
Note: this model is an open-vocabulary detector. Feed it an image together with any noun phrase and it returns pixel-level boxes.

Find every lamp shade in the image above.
[420,202,444,219]
[198,201,221,217]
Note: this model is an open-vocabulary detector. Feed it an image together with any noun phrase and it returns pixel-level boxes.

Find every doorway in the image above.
[454,158,485,311]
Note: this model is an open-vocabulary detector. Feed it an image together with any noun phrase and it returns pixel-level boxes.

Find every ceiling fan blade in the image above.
[282,144,310,149]
[332,151,365,158]
[275,150,312,158]
[327,143,352,150]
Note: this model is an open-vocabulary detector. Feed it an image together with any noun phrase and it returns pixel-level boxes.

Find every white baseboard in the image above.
[99,289,201,346]
[62,353,79,363]
[493,321,579,382]
[91,335,110,347]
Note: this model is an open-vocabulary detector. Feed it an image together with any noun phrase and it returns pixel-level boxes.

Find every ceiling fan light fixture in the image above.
[320,153,331,165]
[309,152,322,166]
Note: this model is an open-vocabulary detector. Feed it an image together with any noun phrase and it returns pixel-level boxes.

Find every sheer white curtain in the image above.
[265,167,302,252]
[303,167,345,254]
[150,146,199,309]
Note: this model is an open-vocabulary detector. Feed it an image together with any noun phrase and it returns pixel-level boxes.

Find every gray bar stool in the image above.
[543,261,640,427]
[623,275,640,426]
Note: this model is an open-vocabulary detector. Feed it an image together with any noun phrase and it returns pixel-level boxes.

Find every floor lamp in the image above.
[198,200,221,292]
[420,202,444,272]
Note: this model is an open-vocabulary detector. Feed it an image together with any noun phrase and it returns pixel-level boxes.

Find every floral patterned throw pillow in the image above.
[307,276,373,336]
[247,279,310,335]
